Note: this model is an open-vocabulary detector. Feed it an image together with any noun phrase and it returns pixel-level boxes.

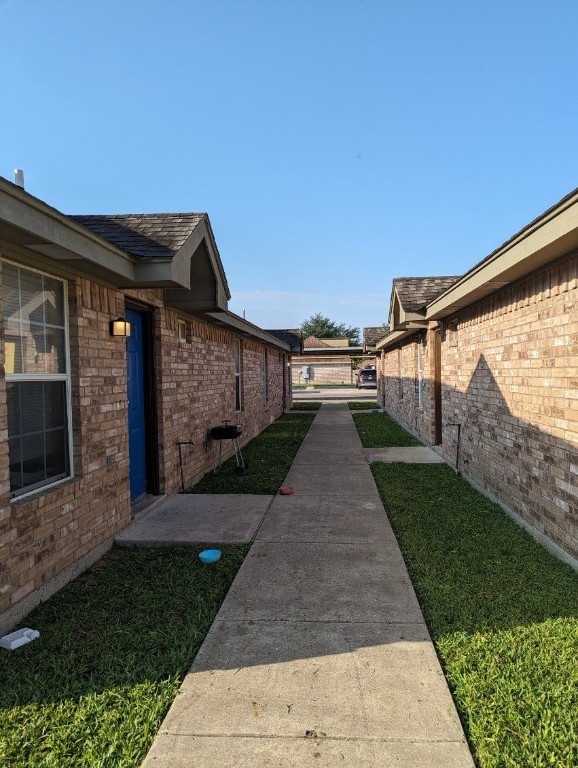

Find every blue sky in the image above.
[2,0,578,333]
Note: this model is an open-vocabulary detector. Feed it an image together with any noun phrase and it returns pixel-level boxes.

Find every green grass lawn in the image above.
[371,462,578,768]
[347,400,379,410]
[188,413,314,494]
[353,411,422,446]
[290,401,321,411]
[0,545,249,768]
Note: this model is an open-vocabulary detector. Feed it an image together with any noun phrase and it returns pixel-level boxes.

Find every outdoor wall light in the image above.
[110,317,131,337]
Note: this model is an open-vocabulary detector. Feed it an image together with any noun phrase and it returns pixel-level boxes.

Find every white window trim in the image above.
[3,259,73,500]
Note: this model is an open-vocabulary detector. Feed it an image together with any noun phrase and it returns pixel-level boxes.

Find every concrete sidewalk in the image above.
[143,404,473,768]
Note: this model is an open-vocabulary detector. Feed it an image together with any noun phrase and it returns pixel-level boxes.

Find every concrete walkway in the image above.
[143,404,473,768]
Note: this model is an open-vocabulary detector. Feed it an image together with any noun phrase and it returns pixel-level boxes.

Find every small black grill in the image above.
[209,421,247,475]
[210,424,243,441]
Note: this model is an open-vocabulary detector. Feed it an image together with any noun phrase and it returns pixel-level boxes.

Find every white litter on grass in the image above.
[0,627,40,650]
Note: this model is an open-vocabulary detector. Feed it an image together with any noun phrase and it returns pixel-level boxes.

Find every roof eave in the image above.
[197,309,291,350]
[0,177,137,285]
[376,328,419,350]
[426,189,578,320]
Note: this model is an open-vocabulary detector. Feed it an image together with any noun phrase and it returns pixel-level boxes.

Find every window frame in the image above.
[177,318,187,343]
[3,259,73,500]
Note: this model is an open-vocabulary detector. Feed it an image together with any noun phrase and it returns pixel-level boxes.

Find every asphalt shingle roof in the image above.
[264,329,303,353]
[69,213,205,259]
[393,276,461,312]
[363,326,388,347]
[303,335,333,348]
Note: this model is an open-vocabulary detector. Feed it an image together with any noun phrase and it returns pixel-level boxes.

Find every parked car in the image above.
[356,368,377,388]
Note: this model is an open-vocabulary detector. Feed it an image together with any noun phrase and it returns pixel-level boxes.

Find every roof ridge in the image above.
[393,275,461,281]
[70,212,206,218]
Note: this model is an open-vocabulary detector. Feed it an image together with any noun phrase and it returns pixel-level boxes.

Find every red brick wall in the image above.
[0,256,287,620]
[379,253,578,560]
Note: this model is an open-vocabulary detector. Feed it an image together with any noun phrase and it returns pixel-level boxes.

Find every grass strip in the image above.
[353,412,422,446]
[347,401,379,410]
[371,462,578,768]
[291,401,321,411]
[0,544,249,768]
[292,384,353,388]
[189,413,314,494]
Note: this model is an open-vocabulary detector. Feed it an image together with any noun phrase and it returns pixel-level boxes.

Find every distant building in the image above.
[291,335,366,385]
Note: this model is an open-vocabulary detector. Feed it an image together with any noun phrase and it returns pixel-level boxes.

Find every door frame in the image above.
[125,299,160,497]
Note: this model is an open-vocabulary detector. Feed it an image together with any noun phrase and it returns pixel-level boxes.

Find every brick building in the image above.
[375,189,578,565]
[291,336,367,385]
[0,177,295,631]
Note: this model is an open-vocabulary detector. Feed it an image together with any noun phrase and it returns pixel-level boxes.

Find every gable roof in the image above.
[0,177,292,351]
[69,210,231,303]
[264,329,303,354]
[363,326,387,347]
[303,335,333,348]
[69,213,204,260]
[393,276,461,312]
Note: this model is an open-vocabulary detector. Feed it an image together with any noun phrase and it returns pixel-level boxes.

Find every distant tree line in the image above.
[300,313,360,345]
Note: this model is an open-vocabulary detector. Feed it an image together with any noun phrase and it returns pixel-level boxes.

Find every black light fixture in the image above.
[110,317,131,337]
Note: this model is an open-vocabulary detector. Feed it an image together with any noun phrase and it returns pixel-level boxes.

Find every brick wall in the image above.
[291,359,353,385]
[379,253,578,560]
[0,256,287,622]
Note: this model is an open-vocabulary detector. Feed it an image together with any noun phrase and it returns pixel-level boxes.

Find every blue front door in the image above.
[126,309,147,500]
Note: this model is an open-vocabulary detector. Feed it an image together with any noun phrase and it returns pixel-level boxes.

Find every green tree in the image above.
[300,313,360,345]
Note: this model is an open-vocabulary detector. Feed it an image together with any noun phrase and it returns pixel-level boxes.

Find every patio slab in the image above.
[365,447,445,464]
[115,494,273,545]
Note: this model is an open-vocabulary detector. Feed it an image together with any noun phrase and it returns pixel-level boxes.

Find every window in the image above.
[177,319,187,343]
[3,262,71,498]
[398,348,403,399]
[234,339,243,411]
[262,348,269,402]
